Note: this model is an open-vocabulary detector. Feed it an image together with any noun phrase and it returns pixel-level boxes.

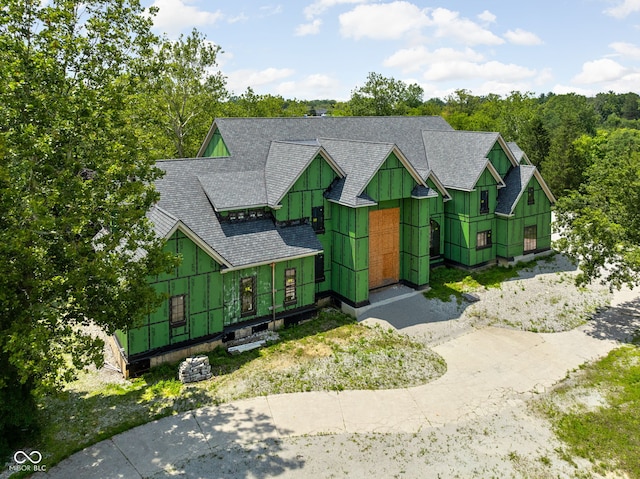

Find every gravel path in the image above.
[148,255,640,479]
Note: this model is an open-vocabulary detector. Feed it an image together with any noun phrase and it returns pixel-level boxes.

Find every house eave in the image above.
[220,250,322,273]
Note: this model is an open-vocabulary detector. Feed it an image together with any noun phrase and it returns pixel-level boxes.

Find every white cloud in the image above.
[604,71,640,92]
[339,1,431,40]
[477,10,496,24]
[295,19,323,36]
[303,0,370,20]
[423,60,536,82]
[552,84,596,95]
[535,68,554,86]
[384,46,484,73]
[610,41,640,59]
[504,28,543,46]
[572,58,628,84]
[227,13,249,24]
[604,0,640,18]
[276,74,344,99]
[150,0,223,36]
[473,81,533,97]
[260,4,284,16]
[226,67,295,94]
[430,8,504,46]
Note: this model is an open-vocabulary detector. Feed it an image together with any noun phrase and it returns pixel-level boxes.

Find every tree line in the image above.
[0,1,638,458]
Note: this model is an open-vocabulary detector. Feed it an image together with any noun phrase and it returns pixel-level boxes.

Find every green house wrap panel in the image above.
[128,326,149,355]
[117,230,226,357]
[487,142,512,177]
[150,322,169,350]
[190,312,208,339]
[114,329,128,352]
[203,129,230,158]
[364,153,418,203]
[222,256,317,326]
[190,275,208,314]
[495,175,553,260]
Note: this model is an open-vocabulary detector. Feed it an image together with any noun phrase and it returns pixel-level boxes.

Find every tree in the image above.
[222,87,308,117]
[349,72,424,116]
[138,29,227,159]
[538,94,598,194]
[0,0,176,455]
[555,129,640,289]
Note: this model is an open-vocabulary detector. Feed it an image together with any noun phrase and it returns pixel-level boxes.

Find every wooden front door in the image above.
[369,208,400,289]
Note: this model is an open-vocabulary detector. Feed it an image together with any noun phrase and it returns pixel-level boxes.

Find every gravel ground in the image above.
[146,254,640,479]
[14,253,636,479]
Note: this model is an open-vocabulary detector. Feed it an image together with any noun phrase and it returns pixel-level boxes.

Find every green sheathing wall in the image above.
[486,142,512,177]
[124,230,224,357]
[444,169,498,267]
[363,152,417,201]
[329,152,427,303]
[331,204,368,305]
[272,155,339,294]
[203,129,230,157]
[221,256,316,327]
[495,176,552,259]
[427,179,445,265]
[401,198,431,286]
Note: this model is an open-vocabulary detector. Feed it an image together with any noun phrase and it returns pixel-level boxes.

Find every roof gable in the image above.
[153,158,323,268]
[265,141,344,207]
[496,165,556,216]
[422,130,513,191]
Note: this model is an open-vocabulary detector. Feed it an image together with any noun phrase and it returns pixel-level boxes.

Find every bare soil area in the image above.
[150,255,640,479]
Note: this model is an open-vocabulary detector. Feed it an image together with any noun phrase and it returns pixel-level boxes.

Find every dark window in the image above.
[527,186,535,205]
[476,230,492,250]
[480,190,489,214]
[524,225,537,252]
[315,253,325,282]
[284,268,297,305]
[240,276,256,316]
[430,220,441,257]
[311,206,325,233]
[169,295,186,327]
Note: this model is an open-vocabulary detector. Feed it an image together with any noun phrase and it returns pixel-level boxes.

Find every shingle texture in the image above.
[151,116,542,268]
[496,165,537,215]
[422,130,500,190]
[155,158,322,268]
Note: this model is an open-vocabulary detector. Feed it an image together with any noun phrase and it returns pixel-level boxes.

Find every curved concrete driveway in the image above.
[37,320,625,479]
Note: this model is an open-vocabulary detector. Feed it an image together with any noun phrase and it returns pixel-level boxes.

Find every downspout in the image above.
[271,262,276,322]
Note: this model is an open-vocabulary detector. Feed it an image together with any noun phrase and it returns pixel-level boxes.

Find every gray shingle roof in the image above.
[265,141,323,206]
[151,117,529,267]
[506,142,528,164]
[148,205,179,238]
[422,130,501,191]
[199,170,267,211]
[154,158,322,268]
[208,116,454,177]
[495,165,537,215]
[319,138,394,207]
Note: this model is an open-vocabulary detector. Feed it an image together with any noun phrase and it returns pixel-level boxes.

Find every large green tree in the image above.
[222,87,308,117]
[555,129,640,289]
[138,29,227,159]
[348,72,424,116]
[0,0,176,454]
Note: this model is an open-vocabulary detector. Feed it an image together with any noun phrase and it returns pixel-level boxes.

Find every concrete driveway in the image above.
[35,310,630,479]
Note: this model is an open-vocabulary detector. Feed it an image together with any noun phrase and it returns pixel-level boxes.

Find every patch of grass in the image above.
[424,261,532,303]
[29,309,445,472]
[543,345,640,478]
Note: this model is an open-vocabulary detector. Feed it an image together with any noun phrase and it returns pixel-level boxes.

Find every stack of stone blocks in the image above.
[178,355,212,383]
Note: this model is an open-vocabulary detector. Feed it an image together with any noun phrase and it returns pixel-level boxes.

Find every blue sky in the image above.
[143,0,640,101]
